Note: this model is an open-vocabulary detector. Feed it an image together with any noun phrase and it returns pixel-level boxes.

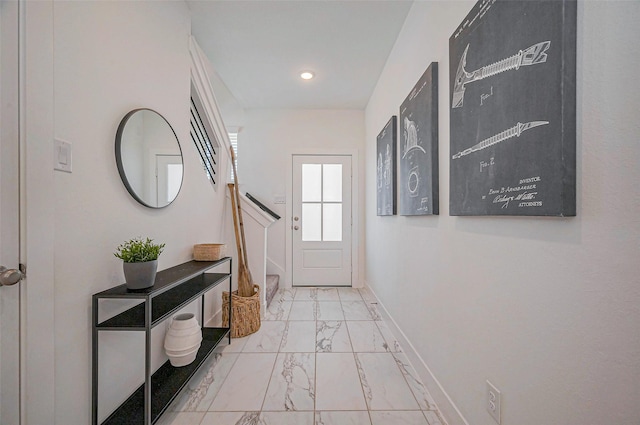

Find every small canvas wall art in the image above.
[376,116,397,216]
[399,62,439,216]
[449,0,577,216]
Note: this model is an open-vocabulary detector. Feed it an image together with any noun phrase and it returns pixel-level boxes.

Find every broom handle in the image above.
[229,147,250,267]
[227,183,246,270]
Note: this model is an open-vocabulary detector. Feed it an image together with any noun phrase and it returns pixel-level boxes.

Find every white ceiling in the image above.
[188,1,413,110]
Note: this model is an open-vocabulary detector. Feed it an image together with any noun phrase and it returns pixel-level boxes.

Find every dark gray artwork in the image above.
[449,0,576,216]
[376,116,397,216]
[399,62,439,216]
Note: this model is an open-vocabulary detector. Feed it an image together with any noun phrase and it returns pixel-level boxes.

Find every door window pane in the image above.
[322,164,342,202]
[323,203,342,241]
[302,164,321,202]
[302,203,322,241]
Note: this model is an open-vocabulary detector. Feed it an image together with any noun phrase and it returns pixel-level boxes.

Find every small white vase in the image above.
[164,313,202,367]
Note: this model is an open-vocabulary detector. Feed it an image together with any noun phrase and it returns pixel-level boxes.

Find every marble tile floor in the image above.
[157,287,447,425]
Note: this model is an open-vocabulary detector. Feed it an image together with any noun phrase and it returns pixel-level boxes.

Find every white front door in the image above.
[0,0,22,422]
[292,155,352,287]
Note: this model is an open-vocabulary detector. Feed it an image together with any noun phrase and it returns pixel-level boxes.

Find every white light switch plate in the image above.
[54,138,72,173]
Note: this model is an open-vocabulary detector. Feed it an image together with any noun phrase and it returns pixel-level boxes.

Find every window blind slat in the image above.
[190,97,219,186]
[190,109,217,163]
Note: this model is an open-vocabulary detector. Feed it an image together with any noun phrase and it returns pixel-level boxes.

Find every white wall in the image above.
[239,109,365,287]
[50,2,229,423]
[365,2,640,425]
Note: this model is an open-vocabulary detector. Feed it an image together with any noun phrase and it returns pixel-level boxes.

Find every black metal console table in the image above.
[92,257,232,425]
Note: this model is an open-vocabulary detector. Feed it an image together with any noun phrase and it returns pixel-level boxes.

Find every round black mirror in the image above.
[115,109,184,208]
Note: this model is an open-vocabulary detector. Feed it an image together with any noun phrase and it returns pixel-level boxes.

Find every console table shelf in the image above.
[92,258,232,425]
[96,273,230,330]
[101,328,228,425]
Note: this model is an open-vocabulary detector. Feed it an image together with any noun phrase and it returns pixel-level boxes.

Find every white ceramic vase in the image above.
[164,313,202,367]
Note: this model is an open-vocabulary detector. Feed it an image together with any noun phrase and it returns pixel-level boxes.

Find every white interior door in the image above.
[0,0,22,423]
[292,155,352,287]
[156,154,183,206]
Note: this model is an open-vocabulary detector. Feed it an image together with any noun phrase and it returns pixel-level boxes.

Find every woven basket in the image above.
[222,284,261,338]
[193,244,226,261]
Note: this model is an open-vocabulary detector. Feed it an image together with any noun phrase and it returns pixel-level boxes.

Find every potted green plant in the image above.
[114,237,165,290]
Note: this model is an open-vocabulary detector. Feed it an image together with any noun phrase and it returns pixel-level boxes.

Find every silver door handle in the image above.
[0,266,23,286]
[294,226,299,230]
[294,217,299,221]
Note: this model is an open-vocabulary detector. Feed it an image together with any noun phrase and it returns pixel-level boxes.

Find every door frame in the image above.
[2,2,56,422]
[286,149,360,289]
[19,1,56,422]
[1,0,22,422]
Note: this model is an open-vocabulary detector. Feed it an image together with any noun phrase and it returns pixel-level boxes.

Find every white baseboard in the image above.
[206,307,222,328]
[364,283,470,425]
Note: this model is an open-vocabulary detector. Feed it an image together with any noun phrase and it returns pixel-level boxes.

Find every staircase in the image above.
[227,190,278,317]
[266,274,280,307]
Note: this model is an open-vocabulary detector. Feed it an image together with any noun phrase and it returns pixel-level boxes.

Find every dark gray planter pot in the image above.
[123,259,158,290]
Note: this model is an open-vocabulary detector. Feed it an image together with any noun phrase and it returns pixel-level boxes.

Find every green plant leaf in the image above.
[114,237,165,263]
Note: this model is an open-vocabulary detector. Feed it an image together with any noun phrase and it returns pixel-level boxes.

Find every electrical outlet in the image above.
[486,380,501,424]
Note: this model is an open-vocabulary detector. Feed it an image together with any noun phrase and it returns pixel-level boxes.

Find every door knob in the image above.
[294,226,299,230]
[0,266,23,287]
[294,217,299,221]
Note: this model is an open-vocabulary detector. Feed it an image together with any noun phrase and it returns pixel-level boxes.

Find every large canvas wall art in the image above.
[449,0,577,216]
[399,62,439,216]
[376,116,397,216]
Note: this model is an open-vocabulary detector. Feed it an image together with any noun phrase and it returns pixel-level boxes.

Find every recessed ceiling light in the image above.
[300,71,315,80]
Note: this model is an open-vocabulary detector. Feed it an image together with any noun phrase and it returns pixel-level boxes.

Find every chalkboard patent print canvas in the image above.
[376,116,397,216]
[399,62,439,216]
[449,0,576,216]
